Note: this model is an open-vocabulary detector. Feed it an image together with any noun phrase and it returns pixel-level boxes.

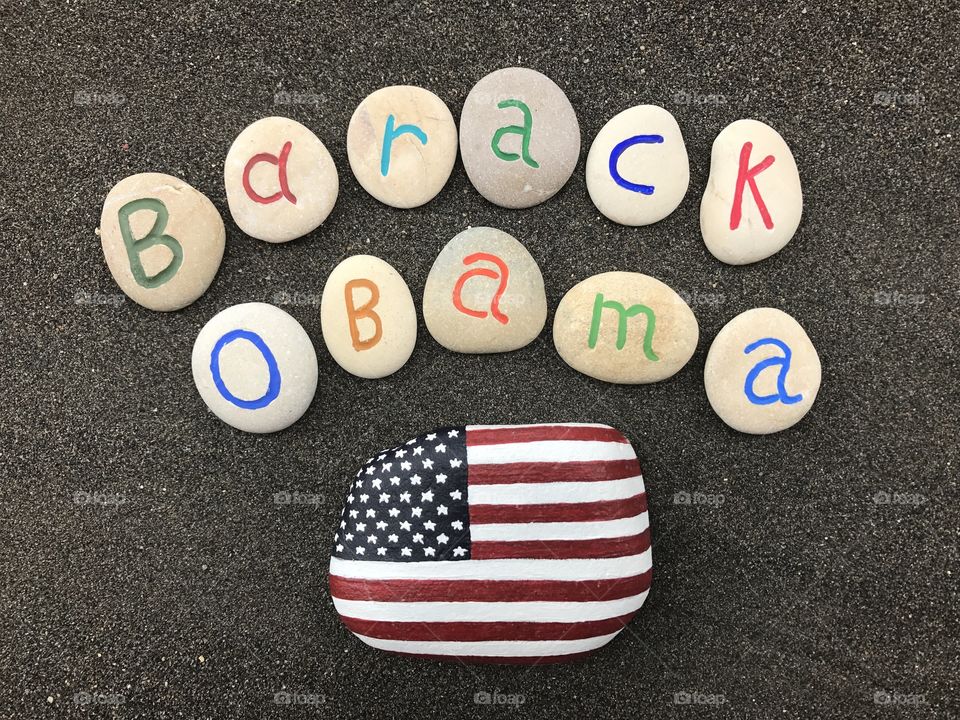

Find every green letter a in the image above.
[588,293,659,361]
[491,99,539,169]
[117,198,183,288]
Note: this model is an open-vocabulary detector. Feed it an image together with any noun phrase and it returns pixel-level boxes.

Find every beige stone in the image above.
[346,86,457,209]
[320,255,417,379]
[459,67,580,208]
[553,272,699,384]
[99,173,225,311]
[586,105,689,226]
[224,116,338,243]
[704,308,821,434]
[700,119,802,265]
[423,227,546,353]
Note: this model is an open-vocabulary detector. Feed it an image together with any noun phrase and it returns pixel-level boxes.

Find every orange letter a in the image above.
[345,279,383,351]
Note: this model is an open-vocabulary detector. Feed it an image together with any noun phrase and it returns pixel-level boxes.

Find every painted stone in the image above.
[700,119,803,265]
[347,86,458,209]
[553,272,699,384]
[99,173,225,311]
[320,255,417,379]
[586,105,689,226]
[422,227,546,353]
[704,308,821,434]
[460,67,580,209]
[329,423,652,664]
[192,302,318,433]
[224,116,338,243]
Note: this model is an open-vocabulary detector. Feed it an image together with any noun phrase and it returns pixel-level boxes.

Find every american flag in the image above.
[329,423,651,664]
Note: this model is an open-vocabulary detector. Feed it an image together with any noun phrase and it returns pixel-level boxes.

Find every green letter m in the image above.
[588,293,659,361]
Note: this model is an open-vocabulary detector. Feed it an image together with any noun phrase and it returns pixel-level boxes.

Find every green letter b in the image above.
[117,198,183,288]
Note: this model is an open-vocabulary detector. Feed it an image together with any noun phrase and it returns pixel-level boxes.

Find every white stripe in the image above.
[469,475,645,505]
[333,591,649,623]
[471,513,649,541]
[330,548,651,582]
[467,440,636,465]
[351,632,622,657]
[466,423,614,431]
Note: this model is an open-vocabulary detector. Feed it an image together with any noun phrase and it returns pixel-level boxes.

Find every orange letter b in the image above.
[345,279,383,351]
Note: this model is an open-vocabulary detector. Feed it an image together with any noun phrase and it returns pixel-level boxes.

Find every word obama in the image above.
[99,66,818,436]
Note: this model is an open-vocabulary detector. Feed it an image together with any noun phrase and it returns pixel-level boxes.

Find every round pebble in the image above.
[224,116,338,243]
[700,118,803,265]
[192,302,318,433]
[586,105,689,226]
[553,272,699,384]
[422,227,547,353]
[99,172,225,311]
[704,307,821,434]
[460,67,580,209]
[347,86,457,209]
[320,255,417,379]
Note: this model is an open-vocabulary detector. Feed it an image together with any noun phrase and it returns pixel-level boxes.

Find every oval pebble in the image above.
[704,307,821,434]
[460,67,580,209]
[224,116,338,243]
[553,272,699,384]
[586,105,689,226]
[329,422,651,664]
[422,227,547,353]
[99,172,225,311]
[700,119,803,265]
[192,303,318,433]
[347,86,457,209]
[320,255,417,379]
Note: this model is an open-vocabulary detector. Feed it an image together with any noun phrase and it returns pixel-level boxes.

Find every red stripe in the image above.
[340,612,637,642]
[470,493,648,524]
[467,425,629,446]
[330,570,651,603]
[387,650,597,665]
[471,531,650,560]
[469,459,641,485]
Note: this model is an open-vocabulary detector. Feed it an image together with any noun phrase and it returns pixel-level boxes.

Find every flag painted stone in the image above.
[700,119,803,265]
[553,272,699,384]
[422,227,547,353]
[347,85,458,209]
[192,302,318,433]
[704,308,821,434]
[460,67,580,209]
[224,116,338,243]
[586,105,689,226]
[320,255,417,379]
[99,173,225,311]
[329,423,652,664]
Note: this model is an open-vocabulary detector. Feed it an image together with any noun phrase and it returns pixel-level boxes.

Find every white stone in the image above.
[192,303,318,433]
[224,116,338,243]
[700,119,802,265]
[586,105,689,226]
[320,255,417,379]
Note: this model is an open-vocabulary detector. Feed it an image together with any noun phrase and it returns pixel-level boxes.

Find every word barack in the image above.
[99,173,224,312]
[224,116,339,243]
[703,308,821,434]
